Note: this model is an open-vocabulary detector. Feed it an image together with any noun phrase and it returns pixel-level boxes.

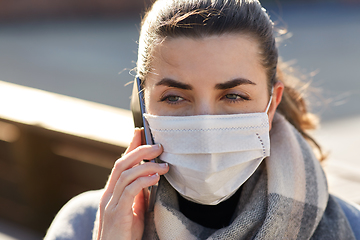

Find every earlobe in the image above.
[268,81,284,130]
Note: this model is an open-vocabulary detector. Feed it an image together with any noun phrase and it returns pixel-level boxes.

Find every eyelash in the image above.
[159,95,184,105]
[223,93,250,103]
[160,93,250,105]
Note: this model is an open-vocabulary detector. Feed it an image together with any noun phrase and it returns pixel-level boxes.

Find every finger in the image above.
[104,144,163,197]
[124,128,142,155]
[116,173,160,216]
[108,162,168,208]
[101,128,141,204]
[100,143,162,218]
[121,143,163,172]
[101,128,142,205]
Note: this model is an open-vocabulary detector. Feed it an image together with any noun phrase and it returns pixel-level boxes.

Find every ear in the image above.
[268,81,284,130]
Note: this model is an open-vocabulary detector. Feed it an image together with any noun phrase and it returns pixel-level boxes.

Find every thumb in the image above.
[124,128,143,155]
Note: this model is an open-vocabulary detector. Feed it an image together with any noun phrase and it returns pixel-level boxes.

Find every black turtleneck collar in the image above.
[177,186,242,229]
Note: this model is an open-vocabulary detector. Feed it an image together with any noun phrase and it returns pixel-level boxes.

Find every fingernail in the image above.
[159,163,168,168]
[152,172,159,178]
[154,143,162,149]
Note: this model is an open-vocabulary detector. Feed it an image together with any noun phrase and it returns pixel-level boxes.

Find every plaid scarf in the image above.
[142,113,355,239]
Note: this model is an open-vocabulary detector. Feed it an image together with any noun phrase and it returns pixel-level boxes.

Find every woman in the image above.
[45,0,360,239]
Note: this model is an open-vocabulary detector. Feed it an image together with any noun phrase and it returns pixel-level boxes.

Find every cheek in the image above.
[143,88,165,115]
[268,113,274,131]
[143,88,153,113]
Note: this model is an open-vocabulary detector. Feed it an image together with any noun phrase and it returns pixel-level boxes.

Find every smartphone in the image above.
[130,76,158,212]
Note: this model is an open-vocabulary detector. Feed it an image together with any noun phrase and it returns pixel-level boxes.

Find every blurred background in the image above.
[0,0,359,238]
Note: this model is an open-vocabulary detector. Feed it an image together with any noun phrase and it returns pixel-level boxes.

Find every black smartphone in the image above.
[130,76,158,212]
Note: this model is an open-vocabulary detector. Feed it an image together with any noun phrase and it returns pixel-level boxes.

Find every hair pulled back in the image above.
[136,0,324,160]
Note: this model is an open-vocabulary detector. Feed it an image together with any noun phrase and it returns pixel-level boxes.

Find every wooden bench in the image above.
[0,80,134,234]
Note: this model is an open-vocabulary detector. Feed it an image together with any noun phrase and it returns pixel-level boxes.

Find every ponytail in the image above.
[276,61,326,161]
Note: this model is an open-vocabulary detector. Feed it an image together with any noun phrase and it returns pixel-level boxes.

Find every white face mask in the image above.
[144,97,272,205]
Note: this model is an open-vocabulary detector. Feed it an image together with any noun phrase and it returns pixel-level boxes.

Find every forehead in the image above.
[148,34,266,86]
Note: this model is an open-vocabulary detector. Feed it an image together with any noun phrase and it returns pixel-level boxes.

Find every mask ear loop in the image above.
[265,87,274,113]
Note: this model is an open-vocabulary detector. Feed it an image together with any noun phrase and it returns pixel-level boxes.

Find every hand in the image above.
[96,128,169,240]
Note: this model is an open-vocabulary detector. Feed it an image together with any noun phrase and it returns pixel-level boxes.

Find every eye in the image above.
[160,95,185,104]
[223,93,250,102]
[225,94,241,100]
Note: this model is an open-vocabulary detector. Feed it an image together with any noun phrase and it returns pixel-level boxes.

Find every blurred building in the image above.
[0,0,152,22]
[1,0,358,22]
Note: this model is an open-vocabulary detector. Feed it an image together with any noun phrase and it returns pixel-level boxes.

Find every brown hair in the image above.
[136,0,325,160]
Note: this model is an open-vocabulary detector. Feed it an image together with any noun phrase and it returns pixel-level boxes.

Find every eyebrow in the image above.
[215,78,256,90]
[155,78,193,90]
[155,77,256,90]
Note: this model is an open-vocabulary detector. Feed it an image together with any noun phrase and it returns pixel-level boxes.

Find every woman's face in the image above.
[144,34,283,127]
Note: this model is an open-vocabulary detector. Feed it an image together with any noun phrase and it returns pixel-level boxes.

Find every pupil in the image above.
[168,96,179,101]
[227,94,238,99]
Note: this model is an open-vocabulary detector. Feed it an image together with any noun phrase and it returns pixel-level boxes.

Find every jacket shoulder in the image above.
[44,189,103,240]
[333,195,360,239]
